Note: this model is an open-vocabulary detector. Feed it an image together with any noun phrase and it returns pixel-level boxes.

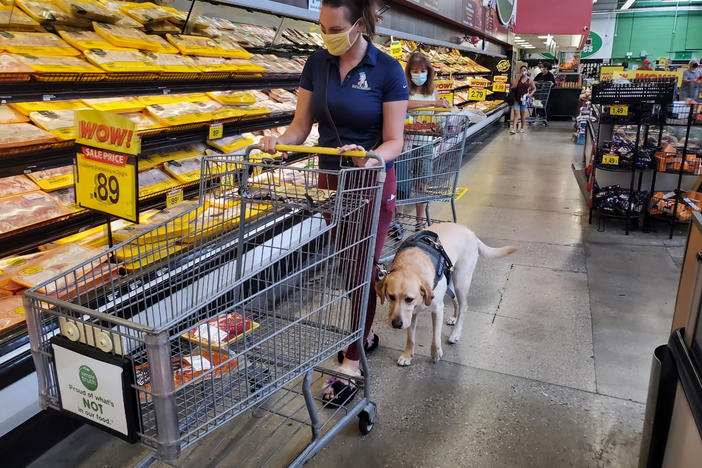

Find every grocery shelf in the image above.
[0,75,301,103]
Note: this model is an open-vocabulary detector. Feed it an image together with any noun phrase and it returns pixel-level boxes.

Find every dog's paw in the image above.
[446,317,457,326]
[397,354,413,366]
[448,330,461,344]
[431,346,443,363]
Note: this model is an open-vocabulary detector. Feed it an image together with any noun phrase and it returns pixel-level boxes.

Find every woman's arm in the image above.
[259,88,313,153]
[408,99,448,109]
[338,100,407,165]
[529,79,537,95]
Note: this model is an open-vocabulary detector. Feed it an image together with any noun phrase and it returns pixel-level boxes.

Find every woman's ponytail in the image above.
[322,0,379,37]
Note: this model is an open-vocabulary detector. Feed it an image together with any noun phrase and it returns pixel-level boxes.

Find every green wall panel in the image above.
[611,11,702,60]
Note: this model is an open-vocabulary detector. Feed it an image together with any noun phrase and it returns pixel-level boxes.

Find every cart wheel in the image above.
[359,411,374,435]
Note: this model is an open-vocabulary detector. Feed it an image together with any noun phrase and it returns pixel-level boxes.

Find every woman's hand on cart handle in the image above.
[436,98,451,109]
[338,144,382,168]
[259,136,288,159]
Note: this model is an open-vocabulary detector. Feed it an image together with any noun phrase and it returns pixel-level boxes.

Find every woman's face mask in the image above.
[411,72,428,86]
[321,19,360,56]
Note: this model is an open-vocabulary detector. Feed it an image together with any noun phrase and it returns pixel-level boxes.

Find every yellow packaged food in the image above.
[147,34,178,54]
[139,144,205,170]
[112,200,200,243]
[143,51,197,73]
[81,96,144,113]
[137,94,182,107]
[188,55,238,73]
[213,36,251,59]
[55,0,121,23]
[242,106,271,117]
[47,186,80,212]
[0,6,41,31]
[29,109,76,139]
[58,29,128,51]
[116,241,185,270]
[122,112,159,130]
[228,58,266,73]
[206,91,256,106]
[121,2,175,24]
[138,168,178,197]
[0,30,80,56]
[0,123,56,148]
[14,53,102,74]
[52,217,132,246]
[207,134,255,153]
[15,0,92,28]
[93,21,160,51]
[10,99,87,115]
[165,33,222,56]
[0,105,29,124]
[26,165,74,191]
[84,48,157,72]
[163,156,202,183]
[143,20,179,34]
[0,53,33,73]
[145,102,212,126]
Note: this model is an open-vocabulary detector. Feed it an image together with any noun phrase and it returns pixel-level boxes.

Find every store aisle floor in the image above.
[29,121,686,468]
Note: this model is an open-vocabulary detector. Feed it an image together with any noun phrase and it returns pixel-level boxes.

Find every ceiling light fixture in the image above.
[621,0,635,10]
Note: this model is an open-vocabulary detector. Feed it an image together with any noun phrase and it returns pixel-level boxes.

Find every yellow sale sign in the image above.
[435,79,454,105]
[75,110,140,155]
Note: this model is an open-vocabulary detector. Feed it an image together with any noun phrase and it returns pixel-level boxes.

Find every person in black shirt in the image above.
[534,62,556,85]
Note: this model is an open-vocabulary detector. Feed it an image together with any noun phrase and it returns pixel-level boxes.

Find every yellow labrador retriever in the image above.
[376,223,516,366]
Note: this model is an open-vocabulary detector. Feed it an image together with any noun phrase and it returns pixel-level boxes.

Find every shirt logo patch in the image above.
[352,71,371,91]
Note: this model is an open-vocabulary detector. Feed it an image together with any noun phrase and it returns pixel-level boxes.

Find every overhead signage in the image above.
[613,70,684,87]
[390,40,403,60]
[496,0,517,26]
[496,59,511,72]
[600,66,624,81]
[581,31,603,59]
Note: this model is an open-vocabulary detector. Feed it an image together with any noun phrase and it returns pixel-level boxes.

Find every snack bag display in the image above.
[55,0,121,23]
[0,175,39,198]
[138,168,178,197]
[84,48,157,72]
[182,312,258,349]
[14,54,102,74]
[82,96,144,113]
[93,21,160,51]
[15,0,92,27]
[26,165,74,191]
[0,30,80,56]
[58,29,127,51]
[165,33,222,56]
[0,6,41,31]
[0,105,29,124]
[143,52,197,73]
[0,190,68,234]
[0,123,56,148]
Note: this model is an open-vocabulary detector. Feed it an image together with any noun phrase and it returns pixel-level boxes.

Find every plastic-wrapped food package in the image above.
[55,0,121,23]
[146,102,212,126]
[0,191,68,233]
[227,58,266,73]
[121,111,160,130]
[165,33,222,56]
[0,53,33,73]
[138,168,178,197]
[15,0,92,27]
[84,48,156,72]
[267,88,296,104]
[206,134,254,153]
[0,30,79,56]
[0,296,25,331]
[82,96,144,113]
[29,109,76,140]
[143,20,179,34]
[0,123,56,148]
[0,6,41,30]
[112,200,199,243]
[58,29,126,51]
[163,157,202,183]
[143,52,197,73]
[93,21,160,51]
[207,91,256,106]
[0,105,29,124]
[122,2,176,24]
[146,34,178,54]
[12,243,101,292]
[10,99,87,115]
[0,175,39,198]
[14,54,102,73]
[26,165,74,191]
[183,312,257,348]
[188,55,238,73]
[48,186,79,211]
[213,36,251,59]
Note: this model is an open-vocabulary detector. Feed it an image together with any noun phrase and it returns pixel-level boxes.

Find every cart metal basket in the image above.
[25,145,384,466]
[527,81,553,126]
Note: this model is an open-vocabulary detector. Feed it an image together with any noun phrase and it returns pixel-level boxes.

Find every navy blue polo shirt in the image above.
[300,40,408,170]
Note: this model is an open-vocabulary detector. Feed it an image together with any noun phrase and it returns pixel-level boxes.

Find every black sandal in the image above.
[337,333,379,364]
[322,378,358,408]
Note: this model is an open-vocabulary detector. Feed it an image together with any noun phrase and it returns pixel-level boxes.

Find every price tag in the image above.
[610,104,628,116]
[166,188,183,209]
[493,75,508,83]
[390,40,402,60]
[208,122,223,140]
[468,88,487,101]
[602,154,620,166]
[492,82,506,93]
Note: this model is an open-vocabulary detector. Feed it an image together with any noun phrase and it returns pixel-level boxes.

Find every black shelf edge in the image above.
[595,209,647,219]
[595,164,654,173]
[0,75,300,103]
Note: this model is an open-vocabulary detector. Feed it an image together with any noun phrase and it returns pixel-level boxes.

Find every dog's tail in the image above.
[477,239,517,259]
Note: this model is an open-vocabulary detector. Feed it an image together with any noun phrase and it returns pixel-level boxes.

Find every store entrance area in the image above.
[29,122,685,468]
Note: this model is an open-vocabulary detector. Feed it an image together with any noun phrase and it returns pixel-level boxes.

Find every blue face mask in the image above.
[411,72,428,86]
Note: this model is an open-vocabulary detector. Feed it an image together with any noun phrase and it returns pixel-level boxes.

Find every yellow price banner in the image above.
[493,75,508,83]
[492,82,506,93]
[166,188,183,209]
[609,104,629,116]
[390,40,402,60]
[208,122,223,140]
[602,154,620,166]
[468,88,487,101]
[75,148,138,222]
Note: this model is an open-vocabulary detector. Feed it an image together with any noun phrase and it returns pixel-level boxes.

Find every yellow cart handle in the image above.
[275,145,367,158]
[411,107,453,113]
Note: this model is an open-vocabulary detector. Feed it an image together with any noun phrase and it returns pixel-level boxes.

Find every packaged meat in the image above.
[121,3,176,24]
[213,36,251,59]
[81,96,144,113]
[188,55,238,73]
[138,168,178,197]
[15,0,92,28]
[190,99,223,114]
[0,251,44,291]
[142,51,197,73]
[268,88,296,104]
[10,99,87,115]
[146,34,178,54]
[58,29,126,51]
[0,123,56,148]
[0,53,32,73]
[138,144,205,170]
[0,190,68,233]
[0,296,25,331]
[26,165,74,191]
[12,243,101,292]
[0,105,29,124]
[14,53,102,74]
[0,5,41,31]
[227,58,266,73]
[145,102,212,126]
[183,312,258,348]
[93,21,160,51]
[121,111,160,130]
[0,175,39,198]
[206,91,256,106]
[165,33,222,56]
[143,20,179,34]
[29,109,76,140]
[163,157,202,183]
[206,134,254,154]
[55,0,121,23]
[52,217,131,247]
[112,200,200,243]
[0,30,80,56]
[84,48,157,72]
[48,186,79,211]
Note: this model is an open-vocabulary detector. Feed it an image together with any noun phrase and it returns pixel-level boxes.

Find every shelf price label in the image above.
[602,154,620,166]
[468,88,487,101]
[166,188,183,209]
[390,40,402,60]
[75,111,138,223]
[492,82,506,93]
[208,122,223,140]
[610,105,628,116]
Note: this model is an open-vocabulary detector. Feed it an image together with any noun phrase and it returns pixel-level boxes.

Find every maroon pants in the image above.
[318,166,396,361]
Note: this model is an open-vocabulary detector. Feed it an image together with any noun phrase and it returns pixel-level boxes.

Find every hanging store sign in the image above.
[496,59,511,73]
[612,70,684,87]
[599,66,624,81]
[74,110,139,223]
[495,0,517,26]
[390,40,403,60]
[435,79,454,105]
[581,31,603,59]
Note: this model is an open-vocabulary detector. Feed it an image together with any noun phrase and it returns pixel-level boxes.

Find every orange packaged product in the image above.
[0,105,29,124]
[0,296,26,331]
[12,243,101,293]
[0,53,33,74]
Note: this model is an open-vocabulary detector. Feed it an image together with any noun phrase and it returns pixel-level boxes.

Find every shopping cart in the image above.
[526,81,553,126]
[25,146,384,467]
[384,108,469,262]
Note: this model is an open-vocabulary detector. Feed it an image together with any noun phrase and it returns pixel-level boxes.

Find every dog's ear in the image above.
[419,277,434,306]
[375,277,386,305]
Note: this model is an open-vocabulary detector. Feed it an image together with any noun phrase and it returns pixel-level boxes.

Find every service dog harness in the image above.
[376,230,455,298]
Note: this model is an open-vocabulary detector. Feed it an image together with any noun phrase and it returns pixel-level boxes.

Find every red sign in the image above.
[81,147,129,167]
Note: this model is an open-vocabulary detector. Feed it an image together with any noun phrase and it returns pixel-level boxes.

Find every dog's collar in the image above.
[394,230,454,289]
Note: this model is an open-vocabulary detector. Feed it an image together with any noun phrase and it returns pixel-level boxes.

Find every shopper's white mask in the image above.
[411,72,428,86]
